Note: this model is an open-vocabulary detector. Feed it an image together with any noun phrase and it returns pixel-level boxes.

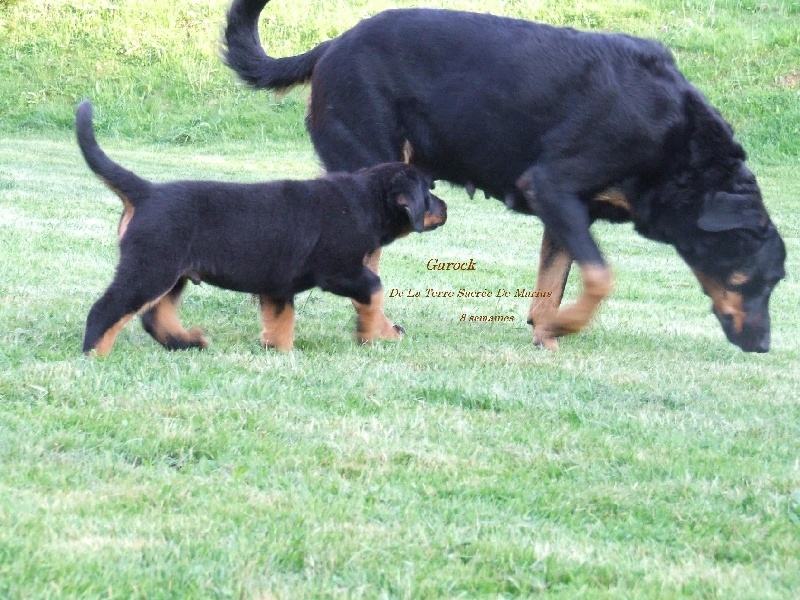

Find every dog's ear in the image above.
[396,192,425,233]
[697,191,764,233]
[391,171,425,233]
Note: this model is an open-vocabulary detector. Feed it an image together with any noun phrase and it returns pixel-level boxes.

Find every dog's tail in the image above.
[223,0,331,93]
[75,100,150,207]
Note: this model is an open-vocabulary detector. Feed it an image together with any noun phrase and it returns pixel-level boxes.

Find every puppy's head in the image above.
[387,165,447,234]
[687,166,786,352]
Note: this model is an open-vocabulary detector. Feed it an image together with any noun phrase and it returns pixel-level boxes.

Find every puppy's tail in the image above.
[223,0,331,93]
[75,100,150,207]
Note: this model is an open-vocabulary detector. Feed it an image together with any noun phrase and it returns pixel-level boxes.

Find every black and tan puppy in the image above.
[76,101,446,356]
[225,0,786,352]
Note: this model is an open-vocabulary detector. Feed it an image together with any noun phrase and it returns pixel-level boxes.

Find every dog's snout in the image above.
[423,196,447,231]
[720,309,771,353]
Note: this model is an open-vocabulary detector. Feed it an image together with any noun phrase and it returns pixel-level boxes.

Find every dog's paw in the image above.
[188,328,210,349]
[375,316,404,340]
[259,331,293,351]
[379,322,404,340]
[532,325,559,350]
[357,322,405,344]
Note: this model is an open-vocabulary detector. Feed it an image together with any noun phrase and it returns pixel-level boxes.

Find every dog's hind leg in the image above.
[258,296,295,351]
[528,229,572,350]
[84,311,137,358]
[140,277,209,350]
[83,269,184,356]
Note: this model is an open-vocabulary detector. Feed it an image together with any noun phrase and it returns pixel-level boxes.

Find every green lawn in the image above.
[1,0,800,597]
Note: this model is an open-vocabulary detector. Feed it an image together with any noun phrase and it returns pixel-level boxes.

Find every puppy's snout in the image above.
[423,195,448,231]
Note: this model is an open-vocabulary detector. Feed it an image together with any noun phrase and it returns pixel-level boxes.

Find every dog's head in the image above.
[645,92,788,352]
[386,165,447,234]
[684,165,786,352]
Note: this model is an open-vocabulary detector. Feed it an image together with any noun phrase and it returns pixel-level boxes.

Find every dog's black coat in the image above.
[76,100,446,354]
[224,0,786,351]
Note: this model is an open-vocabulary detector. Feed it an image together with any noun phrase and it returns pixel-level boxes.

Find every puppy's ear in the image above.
[697,191,764,233]
[396,193,425,233]
[391,172,425,233]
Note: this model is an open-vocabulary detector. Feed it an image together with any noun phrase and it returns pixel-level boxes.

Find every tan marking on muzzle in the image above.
[423,212,446,230]
[693,270,746,334]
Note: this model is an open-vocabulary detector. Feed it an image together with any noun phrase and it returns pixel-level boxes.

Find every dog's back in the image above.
[226,2,686,194]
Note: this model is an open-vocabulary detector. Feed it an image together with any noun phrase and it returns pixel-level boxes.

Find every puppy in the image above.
[76,101,446,355]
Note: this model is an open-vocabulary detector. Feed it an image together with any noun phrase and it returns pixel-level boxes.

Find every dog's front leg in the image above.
[517,168,613,343]
[259,296,295,351]
[353,288,401,344]
[352,248,406,337]
[325,267,400,344]
[528,228,572,350]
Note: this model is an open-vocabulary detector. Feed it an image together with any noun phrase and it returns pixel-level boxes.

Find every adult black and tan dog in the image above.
[76,100,446,355]
[224,0,786,352]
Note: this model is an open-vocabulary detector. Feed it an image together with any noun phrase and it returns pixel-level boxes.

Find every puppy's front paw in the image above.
[377,316,404,340]
[259,331,293,351]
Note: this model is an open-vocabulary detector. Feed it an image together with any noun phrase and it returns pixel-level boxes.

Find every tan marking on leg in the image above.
[88,293,175,357]
[540,264,613,340]
[353,249,403,337]
[148,295,208,348]
[259,297,295,351]
[364,248,382,276]
[593,188,631,212]
[354,289,401,343]
[693,270,746,334]
[529,230,572,350]
[93,313,136,357]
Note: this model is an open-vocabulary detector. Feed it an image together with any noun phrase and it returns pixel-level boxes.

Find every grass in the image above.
[1,0,800,597]
[2,134,799,598]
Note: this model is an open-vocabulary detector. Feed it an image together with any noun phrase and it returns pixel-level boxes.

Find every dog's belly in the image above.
[191,270,316,299]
